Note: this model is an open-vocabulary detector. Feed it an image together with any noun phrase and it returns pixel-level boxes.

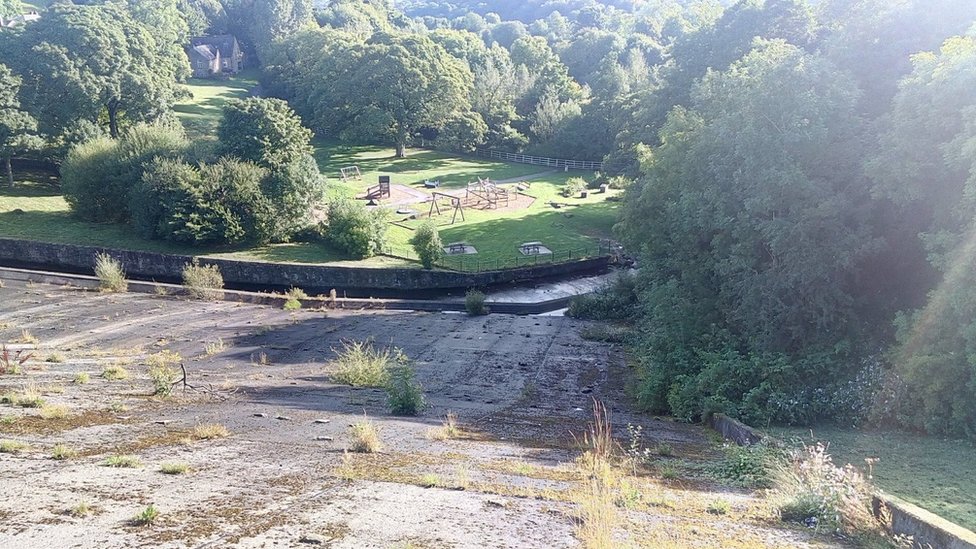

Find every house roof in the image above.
[189,44,218,61]
[190,35,239,59]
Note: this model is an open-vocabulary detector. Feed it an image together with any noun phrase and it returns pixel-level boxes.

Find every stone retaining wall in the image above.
[0,238,611,295]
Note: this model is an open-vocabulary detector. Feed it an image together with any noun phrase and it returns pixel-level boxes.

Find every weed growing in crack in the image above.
[104,455,142,468]
[160,462,189,475]
[70,500,92,517]
[94,253,127,293]
[39,404,69,420]
[427,411,461,440]
[330,340,398,387]
[101,364,129,381]
[386,362,425,416]
[349,418,381,453]
[191,423,230,440]
[52,443,77,460]
[133,504,159,526]
[0,439,28,454]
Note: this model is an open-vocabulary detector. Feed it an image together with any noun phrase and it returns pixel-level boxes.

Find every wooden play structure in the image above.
[428,191,465,224]
[340,166,362,183]
[465,177,511,209]
[366,175,391,200]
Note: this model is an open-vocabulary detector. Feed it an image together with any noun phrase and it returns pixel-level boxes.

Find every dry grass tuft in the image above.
[349,418,382,453]
[160,462,190,475]
[94,253,128,293]
[52,442,77,460]
[101,364,130,381]
[191,423,230,440]
[427,411,462,440]
[182,261,224,301]
[39,404,69,420]
[575,400,619,549]
[0,439,29,454]
[16,329,38,345]
[103,454,142,468]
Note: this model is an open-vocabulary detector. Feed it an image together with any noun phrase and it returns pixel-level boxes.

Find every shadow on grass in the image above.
[2,169,60,197]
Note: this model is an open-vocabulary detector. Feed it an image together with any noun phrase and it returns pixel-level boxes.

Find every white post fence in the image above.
[474,149,603,171]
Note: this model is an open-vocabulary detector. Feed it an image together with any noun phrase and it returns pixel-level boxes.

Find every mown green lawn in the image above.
[0,170,409,268]
[771,426,976,531]
[317,143,620,267]
[173,72,259,140]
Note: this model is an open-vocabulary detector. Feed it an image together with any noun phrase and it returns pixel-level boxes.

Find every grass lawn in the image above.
[318,144,620,268]
[0,169,410,268]
[771,425,976,531]
[173,72,259,140]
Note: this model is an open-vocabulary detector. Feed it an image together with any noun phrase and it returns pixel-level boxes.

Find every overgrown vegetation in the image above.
[330,341,398,387]
[148,350,181,397]
[93,252,127,293]
[182,261,224,301]
[385,363,426,416]
[464,289,488,316]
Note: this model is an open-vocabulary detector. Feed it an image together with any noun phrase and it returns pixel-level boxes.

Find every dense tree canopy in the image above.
[9,3,187,139]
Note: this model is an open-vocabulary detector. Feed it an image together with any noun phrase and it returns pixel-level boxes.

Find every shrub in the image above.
[330,341,398,387]
[182,261,224,301]
[61,123,187,223]
[70,500,92,517]
[566,272,639,321]
[410,221,444,269]
[94,253,127,293]
[73,372,90,384]
[349,419,382,453]
[561,177,587,198]
[464,289,489,316]
[323,200,389,259]
[773,443,887,541]
[385,363,426,416]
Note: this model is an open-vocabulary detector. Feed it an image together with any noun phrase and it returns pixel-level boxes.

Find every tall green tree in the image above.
[13,3,187,138]
[217,97,324,241]
[617,40,878,424]
[869,35,976,438]
[0,64,41,187]
[323,32,473,157]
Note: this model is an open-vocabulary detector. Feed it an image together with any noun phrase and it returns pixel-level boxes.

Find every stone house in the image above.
[187,35,244,78]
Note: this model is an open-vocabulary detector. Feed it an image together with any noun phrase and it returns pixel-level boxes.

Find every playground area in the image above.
[321,144,621,266]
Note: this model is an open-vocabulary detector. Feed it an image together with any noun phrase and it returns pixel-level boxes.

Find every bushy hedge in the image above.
[410,221,443,269]
[62,123,187,223]
[323,200,389,259]
[134,157,274,245]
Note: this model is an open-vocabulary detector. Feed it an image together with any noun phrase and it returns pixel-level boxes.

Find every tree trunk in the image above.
[395,141,406,158]
[5,156,12,188]
[108,103,119,139]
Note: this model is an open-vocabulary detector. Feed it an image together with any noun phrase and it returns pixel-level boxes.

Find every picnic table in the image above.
[445,242,468,254]
[520,241,543,255]
[424,179,440,188]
